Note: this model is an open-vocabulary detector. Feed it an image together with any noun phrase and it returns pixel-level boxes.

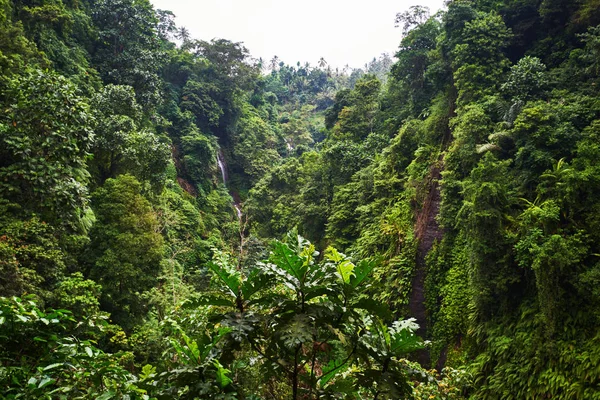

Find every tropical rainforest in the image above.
[1,0,600,398]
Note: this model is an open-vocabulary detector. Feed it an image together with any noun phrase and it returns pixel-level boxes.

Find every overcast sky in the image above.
[149,0,446,69]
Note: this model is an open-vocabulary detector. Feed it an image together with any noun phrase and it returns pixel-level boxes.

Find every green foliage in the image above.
[198,233,428,399]
[426,236,472,365]
[180,79,224,131]
[90,84,170,188]
[91,0,166,109]
[180,128,217,191]
[449,11,512,106]
[87,175,164,327]
[470,305,600,399]
[0,296,149,399]
[1,0,599,398]
[331,75,381,141]
[388,16,443,120]
[0,0,47,74]
[0,68,94,229]
[0,211,66,301]
[232,103,280,185]
[53,272,103,318]
[501,56,549,102]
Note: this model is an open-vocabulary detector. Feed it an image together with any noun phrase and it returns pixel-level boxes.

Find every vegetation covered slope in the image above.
[246,0,600,397]
[0,0,599,398]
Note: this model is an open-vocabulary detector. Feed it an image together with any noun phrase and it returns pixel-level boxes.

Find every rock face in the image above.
[410,164,443,367]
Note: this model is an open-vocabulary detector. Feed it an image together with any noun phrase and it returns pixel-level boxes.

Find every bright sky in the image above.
[149,0,446,69]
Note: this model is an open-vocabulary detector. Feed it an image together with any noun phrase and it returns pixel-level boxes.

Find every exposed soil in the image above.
[172,145,197,196]
[409,87,455,368]
[410,163,443,368]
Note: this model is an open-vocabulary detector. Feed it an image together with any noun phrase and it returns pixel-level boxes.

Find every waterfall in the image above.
[217,149,242,220]
[217,150,227,184]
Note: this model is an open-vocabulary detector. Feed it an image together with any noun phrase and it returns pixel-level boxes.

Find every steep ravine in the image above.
[410,162,444,367]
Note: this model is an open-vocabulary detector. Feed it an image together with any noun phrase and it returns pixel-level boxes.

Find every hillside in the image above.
[1,0,600,398]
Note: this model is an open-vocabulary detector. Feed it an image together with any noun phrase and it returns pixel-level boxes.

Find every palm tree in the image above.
[318,57,327,69]
[177,27,190,44]
[269,55,280,71]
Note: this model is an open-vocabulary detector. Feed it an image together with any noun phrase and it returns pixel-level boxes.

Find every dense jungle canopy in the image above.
[1,0,600,398]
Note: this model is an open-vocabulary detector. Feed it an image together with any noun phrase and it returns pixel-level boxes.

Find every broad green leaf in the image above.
[352,297,392,319]
[38,377,55,389]
[350,260,376,288]
[85,346,93,357]
[281,314,313,348]
[241,269,272,300]
[319,358,351,386]
[139,364,156,381]
[169,338,186,360]
[43,363,64,371]
[337,259,355,284]
[181,333,201,364]
[389,319,424,355]
[262,262,300,289]
[208,261,241,297]
[325,247,355,284]
[304,287,334,302]
[195,294,236,308]
[389,330,424,355]
[213,360,233,388]
[270,241,305,282]
[96,391,116,400]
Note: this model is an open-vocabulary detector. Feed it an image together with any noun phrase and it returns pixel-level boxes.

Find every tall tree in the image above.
[0,69,94,230]
[87,174,164,327]
[91,0,166,109]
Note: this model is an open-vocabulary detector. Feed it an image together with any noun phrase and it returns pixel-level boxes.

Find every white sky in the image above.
[149,0,446,69]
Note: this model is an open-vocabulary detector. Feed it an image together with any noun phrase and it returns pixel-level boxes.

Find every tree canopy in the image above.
[1,0,600,398]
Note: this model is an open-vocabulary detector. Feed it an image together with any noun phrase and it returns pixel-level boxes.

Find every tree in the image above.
[180,79,224,132]
[180,128,217,192]
[501,56,549,102]
[201,232,426,399]
[91,0,166,109]
[0,0,47,75]
[331,75,381,141]
[231,103,280,184]
[0,69,94,230]
[324,88,352,129]
[388,17,442,119]
[90,84,170,188]
[448,11,512,106]
[269,55,280,71]
[176,26,191,47]
[191,39,258,95]
[87,174,164,327]
[0,210,67,301]
[155,9,176,41]
[0,296,150,398]
[395,5,430,37]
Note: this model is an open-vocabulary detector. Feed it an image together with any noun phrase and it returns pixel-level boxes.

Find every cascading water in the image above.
[217,149,242,219]
[234,203,242,219]
[217,151,227,184]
